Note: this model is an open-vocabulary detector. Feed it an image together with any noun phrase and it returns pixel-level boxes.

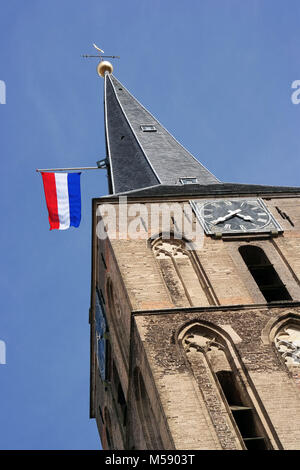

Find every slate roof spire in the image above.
[104,73,220,194]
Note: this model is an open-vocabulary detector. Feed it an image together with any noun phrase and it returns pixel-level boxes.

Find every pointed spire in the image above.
[104,74,220,194]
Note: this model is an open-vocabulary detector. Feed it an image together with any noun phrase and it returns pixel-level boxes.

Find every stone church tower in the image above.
[89,68,300,450]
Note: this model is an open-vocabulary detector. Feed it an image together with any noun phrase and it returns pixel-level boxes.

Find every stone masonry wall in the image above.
[132,307,300,449]
[93,194,300,449]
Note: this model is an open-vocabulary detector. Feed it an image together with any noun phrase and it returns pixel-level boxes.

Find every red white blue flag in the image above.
[41,172,81,230]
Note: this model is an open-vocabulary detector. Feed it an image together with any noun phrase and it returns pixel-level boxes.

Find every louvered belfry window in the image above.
[239,245,291,302]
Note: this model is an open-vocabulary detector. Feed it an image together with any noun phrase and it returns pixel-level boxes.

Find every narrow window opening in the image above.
[104,408,114,450]
[117,383,127,425]
[112,361,127,426]
[239,245,292,302]
[98,288,106,305]
[99,406,104,424]
[216,371,268,450]
[101,252,107,270]
[105,340,112,383]
[117,383,126,406]
[216,370,243,406]
[105,428,112,449]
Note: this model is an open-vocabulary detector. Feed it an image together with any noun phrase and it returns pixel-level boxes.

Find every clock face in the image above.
[191,198,282,235]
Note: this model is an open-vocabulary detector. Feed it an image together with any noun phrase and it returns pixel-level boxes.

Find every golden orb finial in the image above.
[97,60,113,77]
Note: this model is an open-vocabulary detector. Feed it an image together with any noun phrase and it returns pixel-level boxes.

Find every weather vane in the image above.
[82,44,120,77]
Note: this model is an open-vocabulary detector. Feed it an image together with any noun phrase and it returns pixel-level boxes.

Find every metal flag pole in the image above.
[36,159,108,173]
[37,166,100,172]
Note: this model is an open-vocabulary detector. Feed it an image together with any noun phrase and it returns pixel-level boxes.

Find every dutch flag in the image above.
[41,172,81,230]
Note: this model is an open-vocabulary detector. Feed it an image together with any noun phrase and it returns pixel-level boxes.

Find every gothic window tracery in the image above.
[275,325,300,388]
[151,237,212,307]
[153,239,189,259]
[181,324,270,450]
[184,330,230,372]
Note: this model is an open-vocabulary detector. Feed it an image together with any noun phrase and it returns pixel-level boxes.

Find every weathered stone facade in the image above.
[90,193,300,450]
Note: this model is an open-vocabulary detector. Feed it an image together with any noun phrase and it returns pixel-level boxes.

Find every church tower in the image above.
[89,67,300,450]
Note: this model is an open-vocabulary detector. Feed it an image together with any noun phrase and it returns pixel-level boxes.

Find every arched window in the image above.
[239,245,291,302]
[151,237,213,307]
[133,367,163,449]
[275,324,300,389]
[181,324,271,450]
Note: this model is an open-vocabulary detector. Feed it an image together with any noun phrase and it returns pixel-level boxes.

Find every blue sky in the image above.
[0,0,299,449]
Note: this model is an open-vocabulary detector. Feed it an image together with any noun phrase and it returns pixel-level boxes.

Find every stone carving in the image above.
[275,326,300,366]
[184,332,223,353]
[153,240,188,259]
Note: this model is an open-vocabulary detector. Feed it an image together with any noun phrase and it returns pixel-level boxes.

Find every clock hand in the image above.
[212,209,241,225]
[235,213,254,222]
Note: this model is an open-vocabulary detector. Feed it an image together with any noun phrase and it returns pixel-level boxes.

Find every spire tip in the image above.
[97,60,113,77]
